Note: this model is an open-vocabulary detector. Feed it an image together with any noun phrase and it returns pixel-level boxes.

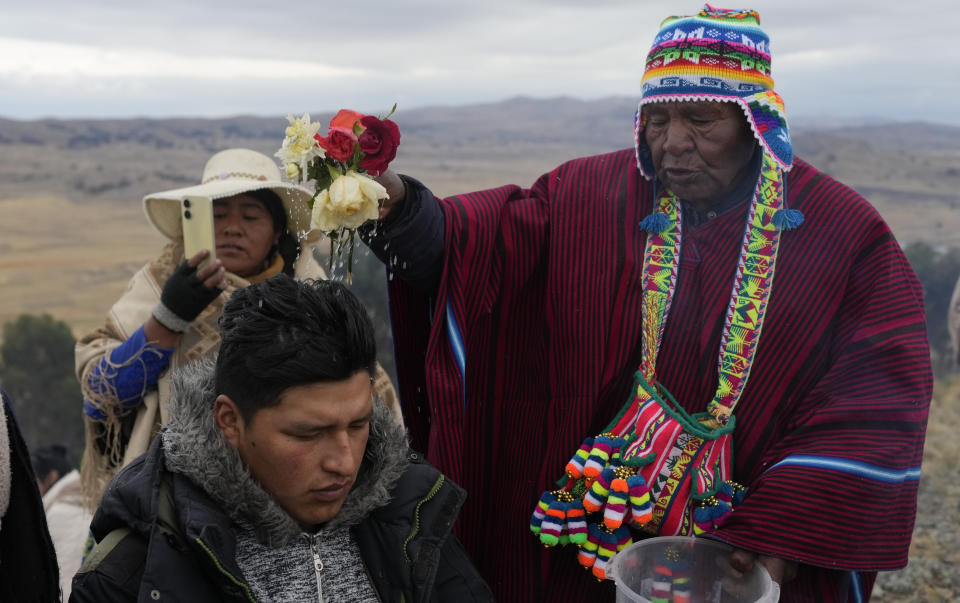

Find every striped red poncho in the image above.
[381,149,932,602]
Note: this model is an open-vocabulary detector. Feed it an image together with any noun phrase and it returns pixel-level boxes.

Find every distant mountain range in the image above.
[2,95,959,244]
[2,94,960,349]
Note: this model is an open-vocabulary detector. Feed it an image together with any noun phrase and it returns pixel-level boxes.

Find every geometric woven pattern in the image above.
[635,4,793,173]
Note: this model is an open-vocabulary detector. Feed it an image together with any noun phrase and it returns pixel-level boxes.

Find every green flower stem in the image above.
[347,231,355,285]
[329,236,335,274]
[327,163,342,181]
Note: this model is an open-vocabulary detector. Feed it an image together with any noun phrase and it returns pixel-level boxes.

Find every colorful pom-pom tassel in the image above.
[566,500,588,545]
[583,467,615,513]
[592,527,619,580]
[627,474,652,527]
[577,523,603,569]
[693,495,732,535]
[602,468,632,530]
[565,436,595,479]
[583,435,614,479]
[539,496,568,546]
[614,526,633,553]
[529,490,553,534]
[772,208,804,230]
[592,526,631,581]
[638,212,670,234]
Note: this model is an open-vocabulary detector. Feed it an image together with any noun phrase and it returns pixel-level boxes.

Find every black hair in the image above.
[30,444,73,479]
[246,188,300,277]
[214,274,377,422]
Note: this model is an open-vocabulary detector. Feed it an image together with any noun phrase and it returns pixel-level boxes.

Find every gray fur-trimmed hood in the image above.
[161,358,409,547]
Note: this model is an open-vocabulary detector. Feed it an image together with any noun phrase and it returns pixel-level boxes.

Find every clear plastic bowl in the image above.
[608,536,780,603]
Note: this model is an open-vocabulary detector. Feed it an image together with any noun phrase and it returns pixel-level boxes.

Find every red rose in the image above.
[329,109,365,131]
[315,126,357,163]
[357,116,401,176]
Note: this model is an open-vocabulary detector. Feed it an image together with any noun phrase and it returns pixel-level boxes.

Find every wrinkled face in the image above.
[213,194,280,277]
[216,372,373,530]
[643,100,757,208]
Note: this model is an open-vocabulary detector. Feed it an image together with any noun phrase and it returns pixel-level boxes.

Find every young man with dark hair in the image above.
[31,444,74,497]
[71,275,492,602]
[32,444,92,599]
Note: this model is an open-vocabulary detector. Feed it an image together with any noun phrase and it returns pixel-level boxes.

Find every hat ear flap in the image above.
[744,91,793,170]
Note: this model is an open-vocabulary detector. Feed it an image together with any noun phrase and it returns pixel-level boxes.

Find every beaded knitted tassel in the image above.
[538,492,569,546]
[693,481,747,535]
[565,436,594,479]
[565,500,588,545]
[583,466,615,513]
[591,526,631,581]
[603,467,633,529]
[693,495,731,536]
[729,481,747,507]
[592,527,619,580]
[577,523,603,569]
[627,474,653,527]
[583,434,615,479]
[529,490,553,535]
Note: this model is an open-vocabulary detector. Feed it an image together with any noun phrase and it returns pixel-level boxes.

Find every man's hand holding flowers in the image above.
[276,107,401,281]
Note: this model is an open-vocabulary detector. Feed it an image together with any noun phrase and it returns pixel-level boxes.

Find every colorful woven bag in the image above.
[530,153,798,579]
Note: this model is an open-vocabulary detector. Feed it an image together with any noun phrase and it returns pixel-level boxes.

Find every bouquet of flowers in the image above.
[276,106,401,282]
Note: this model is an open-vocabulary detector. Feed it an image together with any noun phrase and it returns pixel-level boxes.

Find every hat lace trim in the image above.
[200,171,269,185]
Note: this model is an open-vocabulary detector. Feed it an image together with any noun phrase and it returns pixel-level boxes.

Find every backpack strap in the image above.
[78,472,184,574]
[155,472,189,551]
[77,526,137,574]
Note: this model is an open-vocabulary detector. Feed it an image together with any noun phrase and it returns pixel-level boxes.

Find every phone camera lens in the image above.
[184,199,192,208]
[184,210,192,219]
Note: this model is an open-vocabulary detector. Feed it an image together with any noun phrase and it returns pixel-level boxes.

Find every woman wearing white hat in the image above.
[75,148,400,510]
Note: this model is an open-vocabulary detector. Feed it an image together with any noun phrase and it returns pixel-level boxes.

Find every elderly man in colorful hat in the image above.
[76,148,402,513]
[363,5,931,602]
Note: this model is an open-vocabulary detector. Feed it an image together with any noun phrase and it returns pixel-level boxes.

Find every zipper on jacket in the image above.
[195,537,258,603]
[310,534,324,603]
[403,475,445,562]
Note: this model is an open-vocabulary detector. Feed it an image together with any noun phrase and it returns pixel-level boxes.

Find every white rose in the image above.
[310,170,386,232]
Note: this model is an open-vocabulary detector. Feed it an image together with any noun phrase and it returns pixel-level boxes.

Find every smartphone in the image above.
[181,195,216,269]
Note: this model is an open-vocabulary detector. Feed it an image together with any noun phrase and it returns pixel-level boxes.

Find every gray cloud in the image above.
[0,0,956,124]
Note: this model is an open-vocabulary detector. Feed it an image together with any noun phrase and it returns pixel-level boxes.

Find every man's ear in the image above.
[214,394,244,449]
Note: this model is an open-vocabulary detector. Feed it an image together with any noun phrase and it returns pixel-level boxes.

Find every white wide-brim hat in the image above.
[143,148,316,241]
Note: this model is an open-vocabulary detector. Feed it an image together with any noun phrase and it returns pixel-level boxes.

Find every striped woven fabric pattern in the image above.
[386,149,931,602]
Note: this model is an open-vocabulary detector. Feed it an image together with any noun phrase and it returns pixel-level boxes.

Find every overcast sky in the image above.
[1,0,957,125]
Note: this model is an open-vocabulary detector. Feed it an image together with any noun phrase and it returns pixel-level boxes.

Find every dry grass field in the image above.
[873,378,960,601]
[0,195,165,334]
[2,99,959,599]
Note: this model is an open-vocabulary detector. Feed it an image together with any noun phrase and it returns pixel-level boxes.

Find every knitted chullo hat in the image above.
[634,4,793,179]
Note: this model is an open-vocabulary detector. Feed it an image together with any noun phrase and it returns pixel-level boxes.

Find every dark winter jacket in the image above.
[69,361,493,602]
[0,391,61,603]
